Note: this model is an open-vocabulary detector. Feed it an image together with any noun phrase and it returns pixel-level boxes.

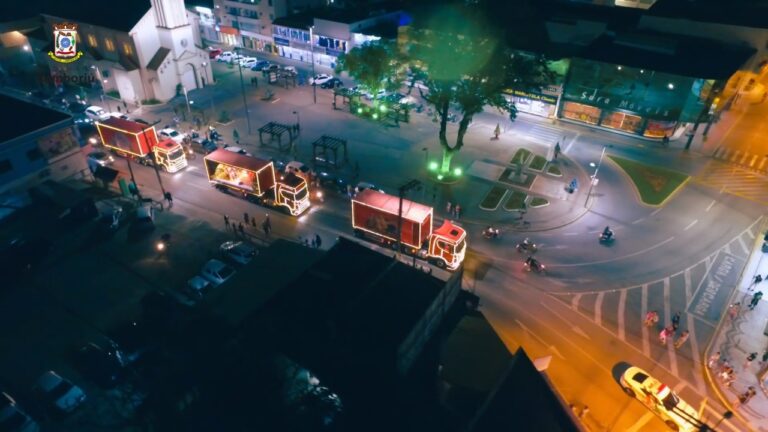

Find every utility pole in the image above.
[142,120,167,197]
[310,26,317,104]
[585,146,606,208]
[685,81,723,150]
[396,179,422,263]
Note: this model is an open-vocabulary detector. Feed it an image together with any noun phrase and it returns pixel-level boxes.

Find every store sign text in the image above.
[580,92,670,116]
[507,89,558,104]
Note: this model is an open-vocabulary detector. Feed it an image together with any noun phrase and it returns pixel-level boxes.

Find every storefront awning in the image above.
[219,26,239,36]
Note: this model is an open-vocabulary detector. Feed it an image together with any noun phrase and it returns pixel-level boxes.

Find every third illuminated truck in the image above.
[351,189,467,270]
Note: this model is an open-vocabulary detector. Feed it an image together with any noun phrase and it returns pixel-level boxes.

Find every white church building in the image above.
[39,0,213,104]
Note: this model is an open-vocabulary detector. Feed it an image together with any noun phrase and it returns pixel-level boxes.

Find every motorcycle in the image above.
[599,232,615,243]
[482,227,501,239]
[524,258,546,274]
[516,241,537,253]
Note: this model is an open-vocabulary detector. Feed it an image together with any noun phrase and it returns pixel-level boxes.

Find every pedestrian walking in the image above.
[238,222,244,236]
[659,326,673,345]
[446,201,453,215]
[554,142,561,160]
[122,100,128,112]
[578,405,589,419]
[315,234,322,249]
[251,217,257,228]
[744,352,757,369]
[224,214,230,229]
[644,310,659,327]
[708,352,721,369]
[454,204,462,219]
[749,291,763,310]
[243,212,250,225]
[750,274,763,291]
[671,312,681,331]
[737,386,757,406]
[311,238,316,248]
[493,123,501,140]
[728,302,741,320]
[674,330,689,349]
[164,191,173,208]
[233,129,240,145]
[264,214,271,231]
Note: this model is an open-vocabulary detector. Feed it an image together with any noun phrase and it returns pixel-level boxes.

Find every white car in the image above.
[309,74,333,85]
[87,151,114,169]
[283,66,297,74]
[285,161,310,180]
[216,51,236,62]
[620,366,700,431]
[0,391,39,432]
[239,57,258,68]
[85,105,109,121]
[220,241,258,265]
[35,371,86,413]
[200,259,236,286]
[159,128,186,144]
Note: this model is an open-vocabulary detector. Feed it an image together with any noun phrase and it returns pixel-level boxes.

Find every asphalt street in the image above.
[81,57,768,431]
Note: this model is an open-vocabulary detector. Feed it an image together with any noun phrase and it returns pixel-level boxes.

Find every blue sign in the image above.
[274,37,290,47]
[689,252,743,324]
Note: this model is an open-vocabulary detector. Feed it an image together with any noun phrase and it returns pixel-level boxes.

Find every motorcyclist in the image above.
[518,237,533,251]
[602,226,613,240]
[525,256,540,270]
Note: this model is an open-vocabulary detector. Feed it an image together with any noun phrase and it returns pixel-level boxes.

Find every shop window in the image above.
[87,34,98,47]
[123,42,133,56]
[26,148,43,161]
[0,159,12,174]
[104,38,115,52]
[644,120,677,138]
[561,101,600,125]
[600,111,643,133]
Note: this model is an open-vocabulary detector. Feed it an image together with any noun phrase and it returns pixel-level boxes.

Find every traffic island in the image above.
[608,156,689,206]
[546,164,562,177]
[529,197,549,208]
[498,167,536,189]
[503,190,528,211]
[511,148,532,165]
[528,155,548,172]
[479,186,508,211]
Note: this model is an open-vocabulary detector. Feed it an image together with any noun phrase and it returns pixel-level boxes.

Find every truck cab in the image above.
[427,221,467,270]
[153,139,188,173]
[275,173,310,216]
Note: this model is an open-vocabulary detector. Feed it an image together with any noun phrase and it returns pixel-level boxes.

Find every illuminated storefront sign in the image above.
[506,89,558,105]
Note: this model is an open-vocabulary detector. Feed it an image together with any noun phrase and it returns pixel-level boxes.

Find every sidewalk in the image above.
[706,219,768,430]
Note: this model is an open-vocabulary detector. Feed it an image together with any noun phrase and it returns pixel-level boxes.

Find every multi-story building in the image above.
[0,94,87,194]
[213,0,326,53]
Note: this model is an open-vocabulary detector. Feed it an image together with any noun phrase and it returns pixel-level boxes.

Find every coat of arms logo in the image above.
[48,23,83,63]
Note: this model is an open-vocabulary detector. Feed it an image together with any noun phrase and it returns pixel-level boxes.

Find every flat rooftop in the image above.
[0,94,71,143]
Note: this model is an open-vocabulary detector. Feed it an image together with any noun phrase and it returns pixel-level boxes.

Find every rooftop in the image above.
[648,0,768,29]
[272,12,314,30]
[0,94,71,143]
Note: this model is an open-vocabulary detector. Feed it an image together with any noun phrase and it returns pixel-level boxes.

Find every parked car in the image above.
[239,57,259,68]
[200,259,236,286]
[215,51,235,62]
[108,321,151,364]
[620,366,700,432]
[85,105,110,121]
[250,60,270,71]
[320,77,343,89]
[159,128,186,144]
[184,276,212,303]
[222,145,250,156]
[355,181,385,194]
[283,66,297,75]
[220,241,258,265]
[208,48,222,59]
[87,151,114,169]
[132,204,155,233]
[34,371,86,413]
[0,391,39,432]
[262,64,280,73]
[75,342,125,388]
[309,74,333,85]
[190,137,218,154]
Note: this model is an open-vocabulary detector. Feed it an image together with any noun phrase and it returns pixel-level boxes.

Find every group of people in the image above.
[709,352,738,387]
[655,311,689,348]
[446,202,462,219]
[224,212,272,237]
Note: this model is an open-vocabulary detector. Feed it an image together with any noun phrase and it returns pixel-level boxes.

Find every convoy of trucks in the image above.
[351,189,467,270]
[95,117,188,173]
[203,149,311,216]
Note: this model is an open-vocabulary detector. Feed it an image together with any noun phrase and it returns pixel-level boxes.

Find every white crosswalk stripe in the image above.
[695,161,768,204]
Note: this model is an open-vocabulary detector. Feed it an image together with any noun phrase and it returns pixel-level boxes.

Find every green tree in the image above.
[408,6,557,174]
[336,40,405,99]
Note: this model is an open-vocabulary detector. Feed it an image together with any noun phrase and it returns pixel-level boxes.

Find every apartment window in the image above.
[0,159,12,174]
[26,148,43,161]
[87,34,98,47]
[104,38,115,51]
[122,42,133,56]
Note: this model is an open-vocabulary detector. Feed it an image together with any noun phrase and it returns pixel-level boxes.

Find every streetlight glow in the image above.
[667,83,675,90]
[453,167,462,176]
[429,161,438,171]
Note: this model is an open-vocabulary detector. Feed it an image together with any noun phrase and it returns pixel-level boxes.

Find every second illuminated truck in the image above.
[95,117,188,172]
[351,189,467,270]
[203,149,310,216]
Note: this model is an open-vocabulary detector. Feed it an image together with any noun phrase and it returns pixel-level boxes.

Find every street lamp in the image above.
[584,146,607,208]
[309,26,316,104]
[292,110,300,130]
[234,16,252,134]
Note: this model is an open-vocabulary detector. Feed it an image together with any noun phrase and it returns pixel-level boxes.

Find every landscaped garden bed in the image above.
[529,197,549,208]
[502,190,528,211]
[546,165,562,176]
[479,186,508,210]
[511,148,532,166]
[608,156,689,205]
[528,155,547,171]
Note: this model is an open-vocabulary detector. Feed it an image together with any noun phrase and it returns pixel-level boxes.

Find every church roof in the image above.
[147,47,171,71]
[7,0,151,33]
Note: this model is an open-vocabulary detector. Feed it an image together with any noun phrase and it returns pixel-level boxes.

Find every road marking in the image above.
[631,217,644,224]
[571,294,581,310]
[540,301,591,340]
[684,220,698,231]
[705,200,716,212]
[618,290,627,341]
[514,319,565,360]
[563,232,580,236]
[665,278,679,377]
[737,236,749,254]
[641,284,650,357]
[564,134,578,154]
[595,292,604,326]
[551,237,675,267]
[687,310,707,393]
[625,412,654,432]
[651,207,663,216]
[187,182,209,191]
[703,403,741,432]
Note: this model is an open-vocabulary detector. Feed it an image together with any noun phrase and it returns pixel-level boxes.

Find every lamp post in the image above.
[292,110,300,130]
[234,16,252,134]
[584,146,606,208]
[182,85,191,115]
[310,26,316,104]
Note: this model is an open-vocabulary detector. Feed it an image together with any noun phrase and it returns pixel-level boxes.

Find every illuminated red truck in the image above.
[203,149,310,216]
[95,117,188,173]
[351,189,467,270]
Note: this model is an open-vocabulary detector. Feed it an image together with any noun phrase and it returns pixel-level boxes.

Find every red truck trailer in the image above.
[96,117,188,173]
[351,189,467,270]
[203,149,310,216]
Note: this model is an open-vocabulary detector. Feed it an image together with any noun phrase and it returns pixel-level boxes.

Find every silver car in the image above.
[220,241,258,265]
[200,259,236,286]
[35,371,86,413]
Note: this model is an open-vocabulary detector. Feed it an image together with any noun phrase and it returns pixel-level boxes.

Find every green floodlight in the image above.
[379,104,387,112]
[428,161,439,171]
[453,167,463,177]
[372,113,378,120]
[357,107,363,114]
[437,174,444,181]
